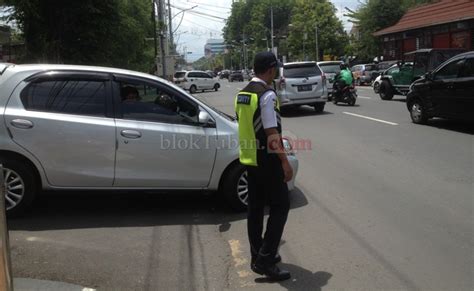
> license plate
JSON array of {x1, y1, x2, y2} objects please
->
[{"x1": 297, "y1": 85, "x2": 312, "y2": 92}]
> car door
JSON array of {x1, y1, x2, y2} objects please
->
[
  {"x1": 4, "y1": 71, "x2": 116, "y2": 186},
  {"x1": 430, "y1": 58, "x2": 465, "y2": 117},
  {"x1": 201, "y1": 72, "x2": 213, "y2": 89},
  {"x1": 454, "y1": 57, "x2": 474, "y2": 120},
  {"x1": 187, "y1": 72, "x2": 200, "y2": 89},
  {"x1": 112, "y1": 75, "x2": 217, "y2": 188}
]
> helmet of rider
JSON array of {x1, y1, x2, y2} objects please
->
[{"x1": 339, "y1": 63, "x2": 348, "y2": 70}]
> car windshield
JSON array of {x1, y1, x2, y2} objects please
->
[
  {"x1": 174, "y1": 72, "x2": 185, "y2": 78},
  {"x1": 319, "y1": 64, "x2": 340, "y2": 74},
  {"x1": 284, "y1": 64, "x2": 321, "y2": 78}
]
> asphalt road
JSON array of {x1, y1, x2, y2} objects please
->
[{"x1": 8, "y1": 80, "x2": 473, "y2": 290}]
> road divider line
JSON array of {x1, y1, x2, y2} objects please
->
[
  {"x1": 343, "y1": 112, "x2": 398, "y2": 125},
  {"x1": 358, "y1": 96, "x2": 372, "y2": 99}
]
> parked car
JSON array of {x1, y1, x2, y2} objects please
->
[
  {"x1": 0, "y1": 63, "x2": 299, "y2": 216},
  {"x1": 219, "y1": 70, "x2": 230, "y2": 79},
  {"x1": 351, "y1": 64, "x2": 372, "y2": 85},
  {"x1": 173, "y1": 71, "x2": 186, "y2": 83},
  {"x1": 229, "y1": 71, "x2": 244, "y2": 82},
  {"x1": 361, "y1": 63, "x2": 378, "y2": 84},
  {"x1": 406, "y1": 51, "x2": 474, "y2": 124},
  {"x1": 373, "y1": 63, "x2": 411, "y2": 94},
  {"x1": 274, "y1": 61, "x2": 328, "y2": 112},
  {"x1": 317, "y1": 61, "x2": 343, "y2": 98},
  {"x1": 205, "y1": 70, "x2": 217, "y2": 78},
  {"x1": 379, "y1": 48, "x2": 467, "y2": 100},
  {"x1": 174, "y1": 70, "x2": 220, "y2": 93},
  {"x1": 241, "y1": 70, "x2": 252, "y2": 81}
]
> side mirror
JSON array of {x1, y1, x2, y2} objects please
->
[{"x1": 198, "y1": 110, "x2": 216, "y2": 127}]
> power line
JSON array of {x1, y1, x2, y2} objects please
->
[
  {"x1": 180, "y1": 0, "x2": 231, "y2": 10},
  {"x1": 170, "y1": 3, "x2": 226, "y2": 20},
  {"x1": 174, "y1": 0, "x2": 231, "y2": 14},
  {"x1": 181, "y1": 18, "x2": 223, "y2": 33}
]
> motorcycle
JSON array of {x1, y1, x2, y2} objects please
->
[{"x1": 331, "y1": 80, "x2": 357, "y2": 106}]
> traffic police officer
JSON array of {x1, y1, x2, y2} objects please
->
[{"x1": 234, "y1": 52, "x2": 293, "y2": 281}]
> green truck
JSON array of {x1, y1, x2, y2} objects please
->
[{"x1": 378, "y1": 48, "x2": 466, "y2": 100}]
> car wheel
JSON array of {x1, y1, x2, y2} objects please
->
[
  {"x1": 373, "y1": 82, "x2": 380, "y2": 93},
  {"x1": 214, "y1": 84, "x2": 219, "y2": 91},
  {"x1": 190, "y1": 85, "x2": 197, "y2": 94},
  {"x1": 409, "y1": 99, "x2": 428, "y2": 124},
  {"x1": 379, "y1": 80, "x2": 394, "y2": 100},
  {"x1": 0, "y1": 157, "x2": 38, "y2": 217},
  {"x1": 222, "y1": 163, "x2": 247, "y2": 212},
  {"x1": 314, "y1": 103, "x2": 325, "y2": 112}
]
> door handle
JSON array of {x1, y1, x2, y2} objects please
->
[
  {"x1": 10, "y1": 119, "x2": 34, "y2": 129},
  {"x1": 120, "y1": 130, "x2": 142, "y2": 139}
]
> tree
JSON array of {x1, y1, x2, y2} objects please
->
[
  {"x1": 346, "y1": 0, "x2": 435, "y2": 60},
  {"x1": 3, "y1": 0, "x2": 155, "y2": 71},
  {"x1": 287, "y1": 0, "x2": 348, "y2": 61}
]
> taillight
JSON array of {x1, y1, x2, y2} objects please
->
[{"x1": 279, "y1": 77, "x2": 286, "y2": 90}]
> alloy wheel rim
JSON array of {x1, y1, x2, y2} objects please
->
[
  {"x1": 237, "y1": 171, "x2": 249, "y2": 206},
  {"x1": 3, "y1": 168, "x2": 25, "y2": 210},
  {"x1": 411, "y1": 103, "x2": 422, "y2": 121}
]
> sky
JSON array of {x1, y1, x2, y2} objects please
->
[{"x1": 171, "y1": 0, "x2": 360, "y2": 62}]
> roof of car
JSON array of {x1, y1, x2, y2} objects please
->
[
  {"x1": 317, "y1": 61, "x2": 343, "y2": 65},
  {"x1": 404, "y1": 48, "x2": 467, "y2": 55},
  {"x1": 284, "y1": 61, "x2": 317, "y2": 66},
  {"x1": 5, "y1": 64, "x2": 163, "y2": 81}
]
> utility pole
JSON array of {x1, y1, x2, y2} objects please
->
[
  {"x1": 152, "y1": 0, "x2": 158, "y2": 61},
  {"x1": 315, "y1": 25, "x2": 319, "y2": 62},
  {"x1": 270, "y1": 5, "x2": 275, "y2": 56},
  {"x1": 158, "y1": 0, "x2": 167, "y2": 79},
  {"x1": 167, "y1": 0, "x2": 173, "y2": 53}
]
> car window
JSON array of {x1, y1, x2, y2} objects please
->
[
  {"x1": 459, "y1": 58, "x2": 474, "y2": 78},
  {"x1": 283, "y1": 63, "x2": 321, "y2": 78},
  {"x1": 200, "y1": 72, "x2": 211, "y2": 78},
  {"x1": 434, "y1": 59, "x2": 464, "y2": 80},
  {"x1": 188, "y1": 72, "x2": 198, "y2": 78},
  {"x1": 386, "y1": 66, "x2": 400, "y2": 75},
  {"x1": 319, "y1": 64, "x2": 340, "y2": 74},
  {"x1": 119, "y1": 81, "x2": 198, "y2": 125},
  {"x1": 20, "y1": 79, "x2": 107, "y2": 117},
  {"x1": 365, "y1": 64, "x2": 376, "y2": 71},
  {"x1": 174, "y1": 72, "x2": 186, "y2": 78}
]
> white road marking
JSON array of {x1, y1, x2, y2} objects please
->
[
  {"x1": 358, "y1": 96, "x2": 372, "y2": 99},
  {"x1": 226, "y1": 85, "x2": 231, "y2": 88},
  {"x1": 237, "y1": 87, "x2": 243, "y2": 90},
  {"x1": 343, "y1": 112, "x2": 398, "y2": 125}
]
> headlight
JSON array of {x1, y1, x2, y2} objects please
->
[{"x1": 282, "y1": 138, "x2": 295, "y2": 156}]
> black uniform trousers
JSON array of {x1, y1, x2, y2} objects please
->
[{"x1": 247, "y1": 151, "x2": 290, "y2": 258}]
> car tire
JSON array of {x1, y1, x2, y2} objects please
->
[
  {"x1": 409, "y1": 99, "x2": 429, "y2": 124},
  {"x1": 314, "y1": 103, "x2": 325, "y2": 112},
  {"x1": 0, "y1": 157, "x2": 38, "y2": 217},
  {"x1": 373, "y1": 82, "x2": 380, "y2": 94},
  {"x1": 379, "y1": 80, "x2": 394, "y2": 100},
  {"x1": 190, "y1": 85, "x2": 197, "y2": 94},
  {"x1": 222, "y1": 163, "x2": 248, "y2": 212},
  {"x1": 214, "y1": 84, "x2": 219, "y2": 91}
]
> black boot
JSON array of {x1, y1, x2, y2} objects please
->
[
  {"x1": 251, "y1": 253, "x2": 282, "y2": 268},
  {"x1": 252, "y1": 252, "x2": 290, "y2": 281}
]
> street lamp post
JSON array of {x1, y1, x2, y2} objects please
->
[{"x1": 315, "y1": 25, "x2": 319, "y2": 62}]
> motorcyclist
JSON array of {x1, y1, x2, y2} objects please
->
[{"x1": 334, "y1": 63, "x2": 353, "y2": 99}]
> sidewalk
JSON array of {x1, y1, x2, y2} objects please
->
[{"x1": 14, "y1": 278, "x2": 95, "y2": 291}]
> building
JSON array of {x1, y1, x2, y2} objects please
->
[
  {"x1": 204, "y1": 39, "x2": 225, "y2": 58},
  {"x1": 374, "y1": 0, "x2": 474, "y2": 60}
]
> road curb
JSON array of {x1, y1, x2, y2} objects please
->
[{"x1": 14, "y1": 278, "x2": 95, "y2": 291}]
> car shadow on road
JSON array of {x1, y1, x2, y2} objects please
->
[
  {"x1": 425, "y1": 119, "x2": 474, "y2": 135},
  {"x1": 281, "y1": 107, "x2": 334, "y2": 118},
  {"x1": 254, "y1": 265, "x2": 332, "y2": 291},
  {"x1": 8, "y1": 187, "x2": 309, "y2": 232}
]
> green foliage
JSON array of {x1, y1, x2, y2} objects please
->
[
  {"x1": 288, "y1": 0, "x2": 348, "y2": 61},
  {"x1": 223, "y1": 0, "x2": 347, "y2": 64},
  {"x1": 346, "y1": 0, "x2": 435, "y2": 60},
  {"x1": 4, "y1": 0, "x2": 155, "y2": 72}
]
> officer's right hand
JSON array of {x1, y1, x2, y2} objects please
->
[{"x1": 282, "y1": 160, "x2": 293, "y2": 182}]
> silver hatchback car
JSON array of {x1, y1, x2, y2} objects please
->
[
  {"x1": 275, "y1": 61, "x2": 328, "y2": 112},
  {"x1": 0, "y1": 64, "x2": 298, "y2": 216}
]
